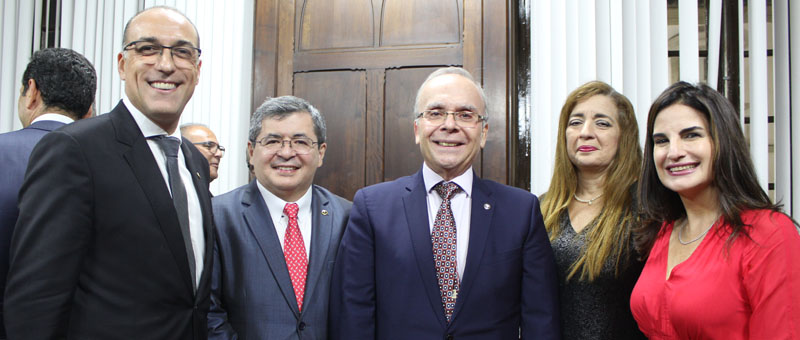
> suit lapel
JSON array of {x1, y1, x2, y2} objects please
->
[
  {"x1": 402, "y1": 171, "x2": 447, "y2": 327},
  {"x1": 303, "y1": 186, "x2": 333, "y2": 313},
  {"x1": 240, "y1": 181, "x2": 301, "y2": 315},
  {"x1": 450, "y1": 175, "x2": 495, "y2": 322},
  {"x1": 112, "y1": 102, "x2": 194, "y2": 293}
]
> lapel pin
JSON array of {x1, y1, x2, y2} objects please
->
[
  {"x1": 196, "y1": 172, "x2": 201, "y2": 179},
  {"x1": 484, "y1": 203, "x2": 491, "y2": 210},
  {"x1": 321, "y1": 209, "x2": 329, "y2": 216}
]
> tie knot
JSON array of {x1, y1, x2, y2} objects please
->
[
  {"x1": 434, "y1": 181, "x2": 461, "y2": 200},
  {"x1": 150, "y1": 135, "x2": 182, "y2": 158},
  {"x1": 284, "y1": 203, "x2": 299, "y2": 219}
]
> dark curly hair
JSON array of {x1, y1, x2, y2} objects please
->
[{"x1": 21, "y1": 48, "x2": 97, "y2": 120}]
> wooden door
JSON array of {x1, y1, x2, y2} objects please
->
[{"x1": 253, "y1": 0, "x2": 510, "y2": 199}]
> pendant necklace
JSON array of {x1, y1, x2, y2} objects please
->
[{"x1": 573, "y1": 193, "x2": 603, "y2": 205}]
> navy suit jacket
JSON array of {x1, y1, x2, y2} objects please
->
[
  {"x1": 5, "y1": 101, "x2": 214, "y2": 339},
  {"x1": 0, "y1": 120, "x2": 65, "y2": 338},
  {"x1": 330, "y1": 170, "x2": 560, "y2": 339},
  {"x1": 209, "y1": 180, "x2": 351, "y2": 339}
]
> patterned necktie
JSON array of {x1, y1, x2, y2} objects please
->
[
  {"x1": 149, "y1": 135, "x2": 196, "y2": 289},
  {"x1": 283, "y1": 203, "x2": 307, "y2": 311},
  {"x1": 432, "y1": 181, "x2": 461, "y2": 322}
]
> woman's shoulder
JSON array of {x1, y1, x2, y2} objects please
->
[{"x1": 738, "y1": 209, "x2": 798, "y2": 244}]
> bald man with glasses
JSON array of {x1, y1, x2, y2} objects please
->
[
  {"x1": 181, "y1": 123, "x2": 225, "y2": 182},
  {"x1": 5, "y1": 7, "x2": 213, "y2": 339}
]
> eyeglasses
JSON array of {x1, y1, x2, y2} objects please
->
[
  {"x1": 253, "y1": 137, "x2": 319, "y2": 155},
  {"x1": 193, "y1": 141, "x2": 225, "y2": 154},
  {"x1": 123, "y1": 40, "x2": 201, "y2": 66},
  {"x1": 416, "y1": 110, "x2": 486, "y2": 127}
]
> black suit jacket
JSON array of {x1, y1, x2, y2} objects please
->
[
  {"x1": 0, "y1": 120, "x2": 65, "y2": 339},
  {"x1": 4, "y1": 101, "x2": 214, "y2": 340}
]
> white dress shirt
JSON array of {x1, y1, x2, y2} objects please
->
[
  {"x1": 422, "y1": 163, "x2": 473, "y2": 280},
  {"x1": 257, "y1": 182, "x2": 313, "y2": 258},
  {"x1": 124, "y1": 97, "x2": 205, "y2": 288}
]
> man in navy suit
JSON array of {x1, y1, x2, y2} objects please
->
[
  {"x1": 5, "y1": 7, "x2": 214, "y2": 339},
  {"x1": 209, "y1": 96, "x2": 350, "y2": 339},
  {"x1": 0, "y1": 47, "x2": 96, "y2": 339},
  {"x1": 330, "y1": 67, "x2": 560, "y2": 339}
]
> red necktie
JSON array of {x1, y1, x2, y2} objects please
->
[
  {"x1": 283, "y1": 203, "x2": 307, "y2": 311},
  {"x1": 432, "y1": 181, "x2": 461, "y2": 322}
]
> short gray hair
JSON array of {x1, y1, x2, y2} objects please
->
[
  {"x1": 179, "y1": 122, "x2": 209, "y2": 134},
  {"x1": 249, "y1": 96, "x2": 327, "y2": 144},
  {"x1": 413, "y1": 67, "x2": 488, "y2": 118}
]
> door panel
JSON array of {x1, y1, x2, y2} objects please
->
[
  {"x1": 383, "y1": 67, "x2": 433, "y2": 180},
  {"x1": 381, "y1": 0, "x2": 461, "y2": 46},
  {"x1": 294, "y1": 71, "x2": 367, "y2": 199},
  {"x1": 253, "y1": 0, "x2": 509, "y2": 200},
  {"x1": 299, "y1": 0, "x2": 374, "y2": 50}
]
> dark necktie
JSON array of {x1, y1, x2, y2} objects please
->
[
  {"x1": 283, "y1": 203, "x2": 307, "y2": 311},
  {"x1": 432, "y1": 181, "x2": 461, "y2": 322},
  {"x1": 150, "y1": 135, "x2": 196, "y2": 288}
]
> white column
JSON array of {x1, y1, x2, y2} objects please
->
[
  {"x1": 774, "y1": 0, "x2": 791, "y2": 211},
  {"x1": 706, "y1": 0, "x2": 722, "y2": 89},
  {"x1": 678, "y1": 0, "x2": 699, "y2": 82},
  {"x1": 790, "y1": 0, "x2": 800, "y2": 215},
  {"x1": 748, "y1": 0, "x2": 769, "y2": 191}
]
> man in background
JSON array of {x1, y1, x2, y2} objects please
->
[
  {"x1": 209, "y1": 96, "x2": 350, "y2": 339},
  {"x1": 5, "y1": 7, "x2": 213, "y2": 339},
  {"x1": 0, "y1": 47, "x2": 96, "y2": 340},
  {"x1": 181, "y1": 123, "x2": 225, "y2": 182},
  {"x1": 330, "y1": 67, "x2": 560, "y2": 339}
]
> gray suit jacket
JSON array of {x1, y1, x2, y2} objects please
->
[{"x1": 208, "y1": 180, "x2": 351, "y2": 340}]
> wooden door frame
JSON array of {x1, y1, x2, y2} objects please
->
[{"x1": 251, "y1": 0, "x2": 529, "y2": 188}]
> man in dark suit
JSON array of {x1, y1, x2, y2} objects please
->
[
  {"x1": 330, "y1": 67, "x2": 560, "y2": 339},
  {"x1": 0, "y1": 47, "x2": 96, "y2": 339},
  {"x1": 5, "y1": 7, "x2": 213, "y2": 339},
  {"x1": 208, "y1": 96, "x2": 351, "y2": 339}
]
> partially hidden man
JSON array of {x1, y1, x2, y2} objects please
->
[
  {"x1": 209, "y1": 96, "x2": 351, "y2": 339},
  {"x1": 0, "y1": 47, "x2": 96, "y2": 340},
  {"x1": 5, "y1": 7, "x2": 213, "y2": 339},
  {"x1": 329, "y1": 67, "x2": 560, "y2": 339}
]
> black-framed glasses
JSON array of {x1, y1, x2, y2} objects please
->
[
  {"x1": 193, "y1": 141, "x2": 225, "y2": 154},
  {"x1": 253, "y1": 137, "x2": 319, "y2": 155},
  {"x1": 416, "y1": 110, "x2": 486, "y2": 127},
  {"x1": 123, "y1": 40, "x2": 201, "y2": 63}
]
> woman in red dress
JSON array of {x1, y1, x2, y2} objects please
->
[{"x1": 630, "y1": 82, "x2": 800, "y2": 339}]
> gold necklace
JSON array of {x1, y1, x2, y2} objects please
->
[{"x1": 573, "y1": 193, "x2": 603, "y2": 205}]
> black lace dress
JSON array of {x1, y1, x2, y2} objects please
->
[{"x1": 550, "y1": 212, "x2": 646, "y2": 340}]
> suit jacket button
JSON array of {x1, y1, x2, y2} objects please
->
[{"x1": 298, "y1": 322, "x2": 306, "y2": 331}]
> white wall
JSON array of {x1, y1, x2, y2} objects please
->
[{"x1": 0, "y1": 0, "x2": 254, "y2": 196}]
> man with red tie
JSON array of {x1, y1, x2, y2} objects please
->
[
  {"x1": 208, "y1": 96, "x2": 350, "y2": 339},
  {"x1": 329, "y1": 67, "x2": 560, "y2": 339}
]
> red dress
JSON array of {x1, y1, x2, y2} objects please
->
[{"x1": 630, "y1": 209, "x2": 800, "y2": 339}]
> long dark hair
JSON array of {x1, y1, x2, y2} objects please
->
[{"x1": 636, "y1": 82, "x2": 781, "y2": 256}]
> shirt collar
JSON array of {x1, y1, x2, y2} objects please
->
[
  {"x1": 123, "y1": 97, "x2": 182, "y2": 140},
  {"x1": 256, "y1": 180, "x2": 314, "y2": 219},
  {"x1": 31, "y1": 113, "x2": 75, "y2": 125},
  {"x1": 422, "y1": 162, "x2": 473, "y2": 197}
]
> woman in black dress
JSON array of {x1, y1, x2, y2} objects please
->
[{"x1": 540, "y1": 81, "x2": 645, "y2": 339}]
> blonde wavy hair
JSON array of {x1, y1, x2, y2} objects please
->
[{"x1": 540, "y1": 81, "x2": 642, "y2": 281}]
